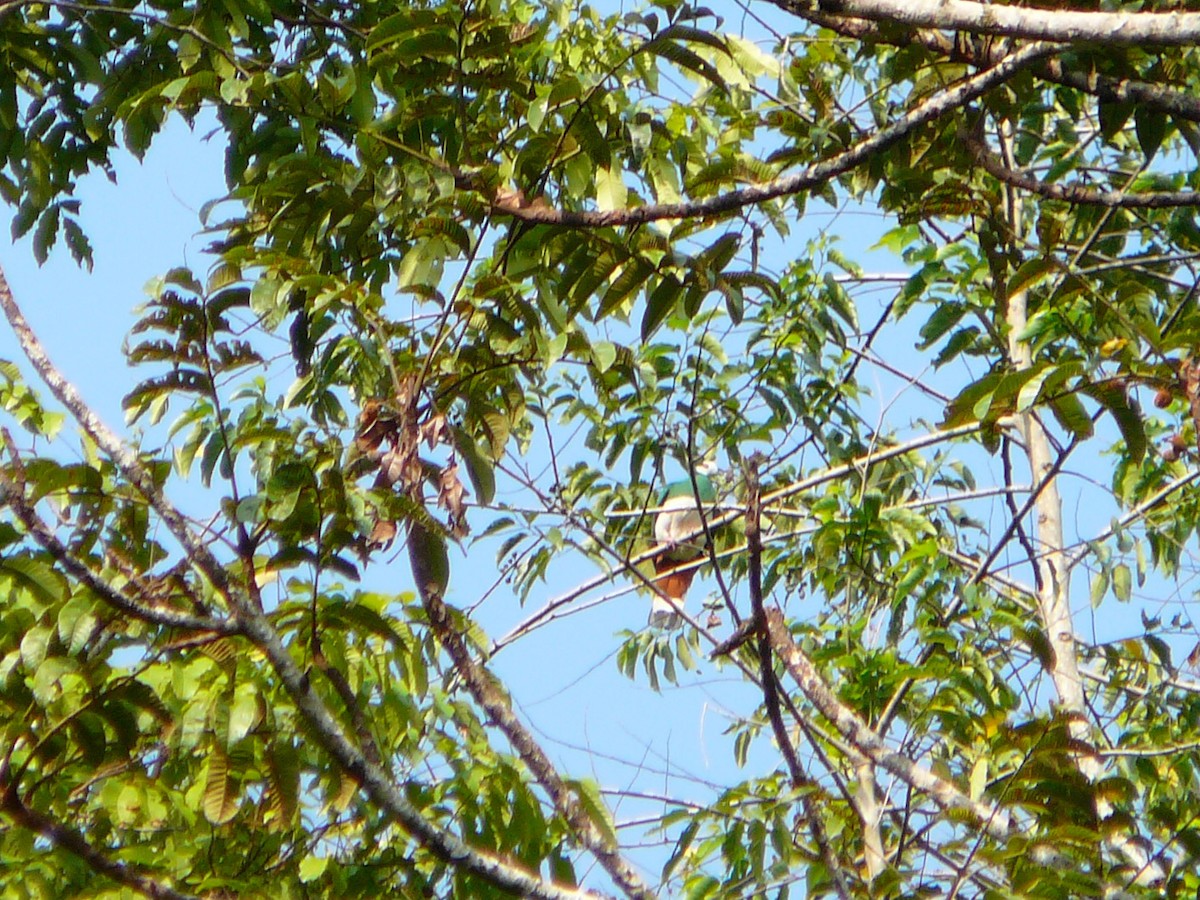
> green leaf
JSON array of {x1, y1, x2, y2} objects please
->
[
  {"x1": 1008, "y1": 256, "x2": 1063, "y2": 299},
  {"x1": 568, "y1": 778, "x2": 618, "y2": 848},
  {"x1": 1134, "y1": 108, "x2": 1168, "y2": 161},
  {"x1": 266, "y1": 740, "x2": 301, "y2": 826},
  {"x1": 62, "y1": 217, "x2": 93, "y2": 269},
  {"x1": 0, "y1": 555, "x2": 67, "y2": 601},
  {"x1": 592, "y1": 340, "x2": 617, "y2": 373},
  {"x1": 645, "y1": 29, "x2": 727, "y2": 92},
  {"x1": 452, "y1": 426, "x2": 496, "y2": 506},
  {"x1": 57, "y1": 596, "x2": 97, "y2": 655},
  {"x1": 1047, "y1": 392, "x2": 1093, "y2": 440},
  {"x1": 695, "y1": 232, "x2": 740, "y2": 274},
  {"x1": 228, "y1": 682, "x2": 260, "y2": 745},
  {"x1": 1098, "y1": 98, "x2": 1134, "y2": 142},
  {"x1": 71, "y1": 712, "x2": 108, "y2": 765},
  {"x1": 1081, "y1": 382, "x2": 1144, "y2": 462},
  {"x1": 20, "y1": 625, "x2": 52, "y2": 671},
  {"x1": 1112, "y1": 563, "x2": 1132, "y2": 602},
  {"x1": 408, "y1": 523, "x2": 449, "y2": 599},
  {"x1": 598, "y1": 257, "x2": 654, "y2": 319},
  {"x1": 917, "y1": 302, "x2": 965, "y2": 350},
  {"x1": 1015, "y1": 365, "x2": 1055, "y2": 413},
  {"x1": 299, "y1": 855, "x2": 329, "y2": 884},
  {"x1": 207, "y1": 263, "x2": 242, "y2": 293},
  {"x1": 641, "y1": 274, "x2": 682, "y2": 341},
  {"x1": 32, "y1": 204, "x2": 60, "y2": 265},
  {"x1": 733, "y1": 729, "x2": 751, "y2": 767},
  {"x1": 943, "y1": 370, "x2": 1003, "y2": 426},
  {"x1": 367, "y1": 9, "x2": 444, "y2": 51},
  {"x1": 594, "y1": 166, "x2": 627, "y2": 212},
  {"x1": 664, "y1": 820, "x2": 699, "y2": 881}
]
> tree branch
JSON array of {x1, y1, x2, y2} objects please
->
[
  {"x1": 0, "y1": 435, "x2": 236, "y2": 635},
  {"x1": 0, "y1": 761, "x2": 199, "y2": 900},
  {"x1": 762, "y1": 607, "x2": 1015, "y2": 841},
  {"x1": 1065, "y1": 470, "x2": 1200, "y2": 571},
  {"x1": 482, "y1": 42, "x2": 1054, "y2": 227},
  {"x1": 966, "y1": 134, "x2": 1200, "y2": 208},
  {"x1": 793, "y1": 5, "x2": 1200, "y2": 129},
  {"x1": 743, "y1": 459, "x2": 854, "y2": 900},
  {"x1": 997, "y1": 119, "x2": 1164, "y2": 884},
  {"x1": 0, "y1": 264, "x2": 606, "y2": 900},
  {"x1": 407, "y1": 518, "x2": 655, "y2": 900},
  {"x1": 781, "y1": 0, "x2": 1200, "y2": 46}
]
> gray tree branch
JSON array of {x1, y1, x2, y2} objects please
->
[
  {"x1": 967, "y1": 134, "x2": 1200, "y2": 209},
  {"x1": 780, "y1": 0, "x2": 1200, "y2": 46},
  {"x1": 762, "y1": 607, "x2": 1015, "y2": 840},
  {"x1": 481, "y1": 42, "x2": 1054, "y2": 227},
  {"x1": 0, "y1": 264, "x2": 607, "y2": 900},
  {"x1": 0, "y1": 759, "x2": 199, "y2": 900},
  {"x1": 743, "y1": 459, "x2": 854, "y2": 899},
  {"x1": 407, "y1": 519, "x2": 656, "y2": 900}
]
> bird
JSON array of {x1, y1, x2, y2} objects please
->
[{"x1": 650, "y1": 462, "x2": 718, "y2": 627}]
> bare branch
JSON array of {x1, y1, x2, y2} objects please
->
[
  {"x1": 967, "y1": 135, "x2": 1200, "y2": 208},
  {"x1": 482, "y1": 43, "x2": 1054, "y2": 227},
  {"x1": 779, "y1": 0, "x2": 1200, "y2": 46},
  {"x1": 0, "y1": 264, "x2": 609, "y2": 900},
  {"x1": 743, "y1": 460, "x2": 854, "y2": 900},
  {"x1": 408, "y1": 520, "x2": 653, "y2": 900},
  {"x1": 1067, "y1": 470, "x2": 1200, "y2": 571}
]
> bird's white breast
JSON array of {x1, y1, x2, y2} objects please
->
[{"x1": 655, "y1": 495, "x2": 703, "y2": 546}]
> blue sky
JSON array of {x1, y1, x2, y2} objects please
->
[
  {"x1": 3, "y1": 24, "x2": 1196, "y2": 892},
  {"x1": 0, "y1": 108, "x2": 792, "y2": 881},
  {"x1": 2, "y1": 114, "x2": 229, "y2": 423}
]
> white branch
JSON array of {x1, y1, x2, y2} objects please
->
[
  {"x1": 764, "y1": 608, "x2": 1015, "y2": 840},
  {"x1": 787, "y1": 0, "x2": 1200, "y2": 46},
  {"x1": 0, "y1": 265, "x2": 607, "y2": 900}
]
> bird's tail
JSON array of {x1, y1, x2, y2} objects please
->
[{"x1": 650, "y1": 559, "x2": 695, "y2": 628}]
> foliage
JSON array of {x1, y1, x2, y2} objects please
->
[{"x1": 4, "y1": 0, "x2": 1200, "y2": 896}]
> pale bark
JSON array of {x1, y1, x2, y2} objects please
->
[
  {"x1": 855, "y1": 761, "x2": 886, "y2": 882},
  {"x1": 996, "y1": 124, "x2": 1162, "y2": 884},
  {"x1": 779, "y1": 0, "x2": 1200, "y2": 46},
  {"x1": 0, "y1": 265, "x2": 609, "y2": 900},
  {"x1": 763, "y1": 608, "x2": 1015, "y2": 841}
]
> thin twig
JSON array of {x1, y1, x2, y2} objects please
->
[
  {"x1": 0, "y1": 264, "x2": 609, "y2": 900},
  {"x1": 763, "y1": 607, "x2": 1015, "y2": 840},
  {"x1": 745, "y1": 458, "x2": 854, "y2": 900}
]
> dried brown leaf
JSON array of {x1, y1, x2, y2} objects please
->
[
  {"x1": 368, "y1": 519, "x2": 397, "y2": 550},
  {"x1": 355, "y1": 399, "x2": 391, "y2": 455},
  {"x1": 437, "y1": 459, "x2": 469, "y2": 537},
  {"x1": 421, "y1": 412, "x2": 450, "y2": 449}
]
